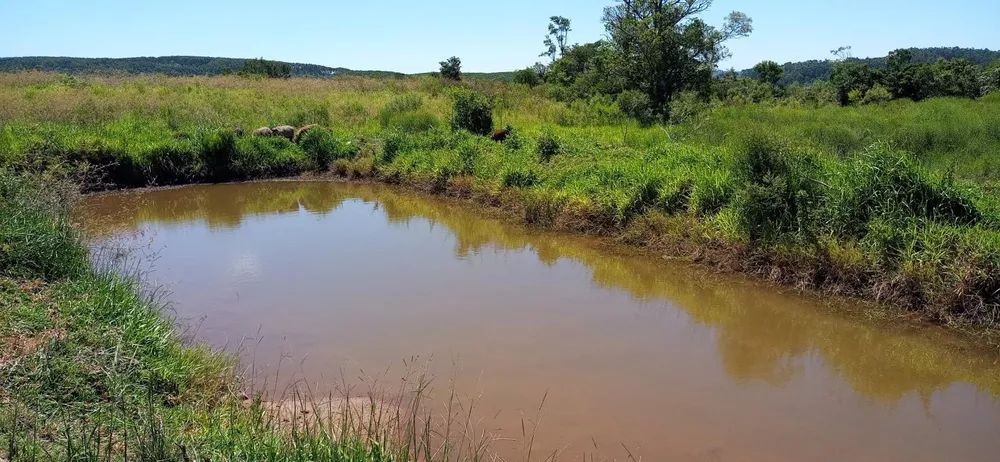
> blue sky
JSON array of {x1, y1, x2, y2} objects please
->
[{"x1": 2, "y1": 0, "x2": 998, "y2": 73}]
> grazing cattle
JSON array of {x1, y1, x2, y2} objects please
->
[
  {"x1": 273, "y1": 125, "x2": 296, "y2": 141},
  {"x1": 491, "y1": 125, "x2": 513, "y2": 142},
  {"x1": 253, "y1": 127, "x2": 274, "y2": 137},
  {"x1": 293, "y1": 124, "x2": 320, "y2": 143}
]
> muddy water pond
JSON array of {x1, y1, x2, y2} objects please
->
[{"x1": 79, "y1": 181, "x2": 1000, "y2": 462}]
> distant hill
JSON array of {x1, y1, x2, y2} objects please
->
[
  {"x1": 741, "y1": 47, "x2": 1000, "y2": 85},
  {"x1": 0, "y1": 56, "x2": 407, "y2": 78},
  {"x1": 9, "y1": 47, "x2": 996, "y2": 85}
]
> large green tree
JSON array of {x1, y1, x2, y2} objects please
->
[
  {"x1": 752, "y1": 60, "x2": 783, "y2": 86},
  {"x1": 546, "y1": 41, "x2": 619, "y2": 98},
  {"x1": 602, "y1": 0, "x2": 752, "y2": 118},
  {"x1": 932, "y1": 58, "x2": 982, "y2": 98}
]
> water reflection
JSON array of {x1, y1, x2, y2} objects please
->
[
  {"x1": 79, "y1": 181, "x2": 1000, "y2": 404},
  {"x1": 79, "y1": 181, "x2": 1000, "y2": 461}
]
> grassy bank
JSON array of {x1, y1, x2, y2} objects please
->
[
  {"x1": 1, "y1": 72, "x2": 998, "y2": 329},
  {"x1": 0, "y1": 171, "x2": 494, "y2": 461}
]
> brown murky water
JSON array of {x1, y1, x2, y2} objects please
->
[{"x1": 79, "y1": 181, "x2": 1000, "y2": 462}]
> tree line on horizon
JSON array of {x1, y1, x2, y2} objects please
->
[{"x1": 485, "y1": 1, "x2": 1000, "y2": 122}]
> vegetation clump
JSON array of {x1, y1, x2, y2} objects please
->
[
  {"x1": 449, "y1": 90, "x2": 493, "y2": 136},
  {"x1": 238, "y1": 58, "x2": 292, "y2": 79}
]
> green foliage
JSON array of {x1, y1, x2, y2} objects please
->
[
  {"x1": 861, "y1": 84, "x2": 893, "y2": 105},
  {"x1": 501, "y1": 167, "x2": 539, "y2": 188},
  {"x1": 513, "y1": 67, "x2": 542, "y2": 87},
  {"x1": 831, "y1": 61, "x2": 881, "y2": 105},
  {"x1": 379, "y1": 94, "x2": 424, "y2": 123},
  {"x1": 602, "y1": 0, "x2": 753, "y2": 117},
  {"x1": 238, "y1": 58, "x2": 292, "y2": 79},
  {"x1": 232, "y1": 136, "x2": 306, "y2": 178},
  {"x1": 713, "y1": 72, "x2": 777, "y2": 104},
  {"x1": 386, "y1": 110, "x2": 441, "y2": 133},
  {"x1": 380, "y1": 131, "x2": 408, "y2": 164},
  {"x1": 298, "y1": 127, "x2": 357, "y2": 170},
  {"x1": 544, "y1": 41, "x2": 618, "y2": 100},
  {"x1": 752, "y1": 60, "x2": 784, "y2": 86},
  {"x1": 541, "y1": 16, "x2": 572, "y2": 63},
  {"x1": 617, "y1": 90, "x2": 653, "y2": 125},
  {"x1": 826, "y1": 147, "x2": 983, "y2": 238},
  {"x1": 536, "y1": 131, "x2": 561, "y2": 162},
  {"x1": 728, "y1": 136, "x2": 822, "y2": 242},
  {"x1": 784, "y1": 80, "x2": 839, "y2": 107},
  {"x1": 932, "y1": 58, "x2": 983, "y2": 98},
  {"x1": 0, "y1": 173, "x2": 87, "y2": 280},
  {"x1": 288, "y1": 101, "x2": 332, "y2": 127},
  {"x1": 439, "y1": 56, "x2": 462, "y2": 81},
  {"x1": 982, "y1": 61, "x2": 1000, "y2": 94},
  {"x1": 749, "y1": 47, "x2": 1000, "y2": 86},
  {"x1": 0, "y1": 56, "x2": 360, "y2": 77},
  {"x1": 449, "y1": 90, "x2": 493, "y2": 135},
  {"x1": 199, "y1": 128, "x2": 238, "y2": 181},
  {"x1": 456, "y1": 139, "x2": 481, "y2": 175},
  {"x1": 378, "y1": 94, "x2": 441, "y2": 133},
  {"x1": 668, "y1": 91, "x2": 712, "y2": 124}
]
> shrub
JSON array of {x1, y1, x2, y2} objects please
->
[
  {"x1": 144, "y1": 140, "x2": 201, "y2": 185},
  {"x1": 513, "y1": 67, "x2": 542, "y2": 87},
  {"x1": 690, "y1": 170, "x2": 734, "y2": 216},
  {"x1": 983, "y1": 66, "x2": 1000, "y2": 95},
  {"x1": 457, "y1": 141, "x2": 480, "y2": 175},
  {"x1": 502, "y1": 127, "x2": 523, "y2": 151},
  {"x1": 380, "y1": 132, "x2": 409, "y2": 164},
  {"x1": 232, "y1": 136, "x2": 307, "y2": 178},
  {"x1": 729, "y1": 136, "x2": 822, "y2": 243},
  {"x1": 862, "y1": 84, "x2": 893, "y2": 105},
  {"x1": 669, "y1": 91, "x2": 712, "y2": 125},
  {"x1": 298, "y1": 127, "x2": 357, "y2": 171},
  {"x1": 847, "y1": 89, "x2": 865, "y2": 105},
  {"x1": 827, "y1": 146, "x2": 983, "y2": 238},
  {"x1": 537, "y1": 131, "x2": 561, "y2": 162},
  {"x1": 617, "y1": 90, "x2": 653, "y2": 126},
  {"x1": 501, "y1": 168, "x2": 539, "y2": 188},
  {"x1": 450, "y1": 90, "x2": 493, "y2": 136},
  {"x1": 199, "y1": 128, "x2": 238, "y2": 181}
]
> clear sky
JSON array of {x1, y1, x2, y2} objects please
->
[{"x1": 2, "y1": 0, "x2": 998, "y2": 73}]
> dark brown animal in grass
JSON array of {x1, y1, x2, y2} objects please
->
[
  {"x1": 273, "y1": 125, "x2": 296, "y2": 141},
  {"x1": 293, "y1": 124, "x2": 320, "y2": 143},
  {"x1": 252, "y1": 127, "x2": 274, "y2": 137},
  {"x1": 491, "y1": 125, "x2": 513, "y2": 142}
]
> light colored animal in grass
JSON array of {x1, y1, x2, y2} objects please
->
[
  {"x1": 252, "y1": 127, "x2": 274, "y2": 137},
  {"x1": 273, "y1": 125, "x2": 295, "y2": 141},
  {"x1": 294, "y1": 124, "x2": 320, "y2": 143}
]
